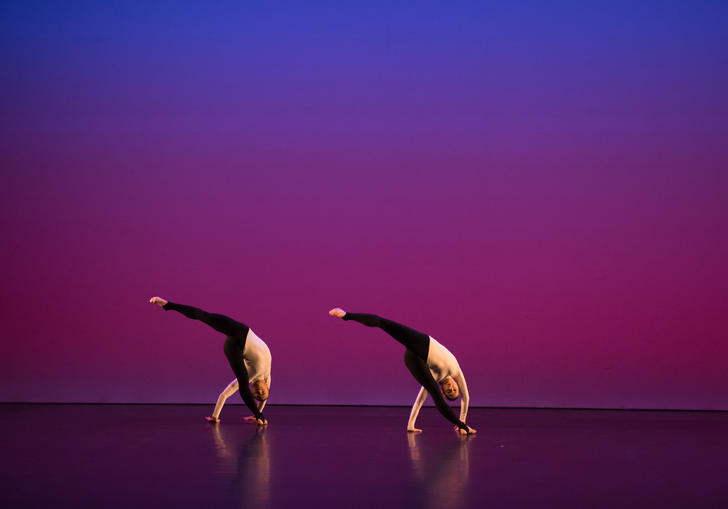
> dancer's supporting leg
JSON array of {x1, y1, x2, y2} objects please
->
[
  {"x1": 332, "y1": 310, "x2": 472, "y2": 433},
  {"x1": 221, "y1": 335, "x2": 265, "y2": 423},
  {"x1": 150, "y1": 297, "x2": 266, "y2": 424}
]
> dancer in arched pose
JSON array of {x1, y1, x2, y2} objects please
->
[
  {"x1": 150, "y1": 297, "x2": 271, "y2": 425},
  {"x1": 329, "y1": 308, "x2": 475, "y2": 434}
]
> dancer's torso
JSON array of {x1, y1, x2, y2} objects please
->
[
  {"x1": 426, "y1": 336, "x2": 460, "y2": 382},
  {"x1": 242, "y1": 329, "x2": 271, "y2": 383}
]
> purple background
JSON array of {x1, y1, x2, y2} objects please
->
[{"x1": 1, "y1": 1, "x2": 726, "y2": 409}]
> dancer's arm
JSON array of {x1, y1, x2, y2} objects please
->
[
  {"x1": 426, "y1": 379, "x2": 474, "y2": 433},
  {"x1": 258, "y1": 375, "x2": 271, "y2": 412},
  {"x1": 206, "y1": 379, "x2": 239, "y2": 422},
  {"x1": 452, "y1": 371, "x2": 470, "y2": 424},
  {"x1": 407, "y1": 387, "x2": 428, "y2": 433}
]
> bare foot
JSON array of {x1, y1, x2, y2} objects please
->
[
  {"x1": 204, "y1": 416, "x2": 220, "y2": 423},
  {"x1": 242, "y1": 416, "x2": 257, "y2": 422},
  {"x1": 407, "y1": 428, "x2": 423, "y2": 434},
  {"x1": 329, "y1": 307, "x2": 346, "y2": 318},
  {"x1": 149, "y1": 296, "x2": 168, "y2": 307},
  {"x1": 457, "y1": 426, "x2": 477, "y2": 435},
  {"x1": 256, "y1": 418, "x2": 268, "y2": 426}
]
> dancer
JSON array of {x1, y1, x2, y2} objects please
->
[
  {"x1": 329, "y1": 308, "x2": 475, "y2": 434},
  {"x1": 150, "y1": 296, "x2": 271, "y2": 425}
]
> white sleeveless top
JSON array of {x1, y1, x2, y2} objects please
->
[
  {"x1": 426, "y1": 336, "x2": 462, "y2": 381},
  {"x1": 242, "y1": 329, "x2": 272, "y2": 384}
]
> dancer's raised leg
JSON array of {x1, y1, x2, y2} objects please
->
[
  {"x1": 329, "y1": 308, "x2": 429, "y2": 361},
  {"x1": 151, "y1": 297, "x2": 249, "y2": 338}
]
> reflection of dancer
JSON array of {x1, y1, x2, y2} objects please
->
[
  {"x1": 329, "y1": 308, "x2": 475, "y2": 434},
  {"x1": 407, "y1": 433, "x2": 471, "y2": 509},
  {"x1": 150, "y1": 297, "x2": 270, "y2": 424},
  {"x1": 210, "y1": 426, "x2": 271, "y2": 508}
]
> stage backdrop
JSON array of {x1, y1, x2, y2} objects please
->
[{"x1": 2, "y1": 1, "x2": 726, "y2": 410}]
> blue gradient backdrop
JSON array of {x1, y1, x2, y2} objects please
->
[{"x1": 1, "y1": 1, "x2": 726, "y2": 409}]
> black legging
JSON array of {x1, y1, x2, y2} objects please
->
[
  {"x1": 342, "y1": 313, "x2": 468, "y2": 431},
  {"x1": 163, "y1": 301, "x2": 264, "y2": 421}
]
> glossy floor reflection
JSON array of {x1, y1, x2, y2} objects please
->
[{"x1": 1, "y1": 405, "x2": 727, "y2": 508}]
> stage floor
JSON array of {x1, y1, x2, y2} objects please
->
[{"x1": 1, "y1": 405, "x2": 726, "y2": 508}]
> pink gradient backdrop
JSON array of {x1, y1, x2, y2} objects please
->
[{"x1": 1, "y1": 1, "x2": 726, "y2": 408}]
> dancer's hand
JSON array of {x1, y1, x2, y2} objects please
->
[
  {"x1": 204, "y1": 416, "x2": 220, "y2": 423},
  {"x1": 149, "y1": 296, "x2": 168, "y2": 307},
  {"x1": 329, "y1": 307, "x2": 346, "y2": 318},
  {"x1": 407, "y1": 428, "x2": 423, "y2": 434}
]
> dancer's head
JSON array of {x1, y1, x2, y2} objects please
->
[
  {"x1": 252, "y1": 380, "x2": 269, "y2": 402},
  {"x1": 441, "y1": 376, "x2": 459, "y2": 400}
]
